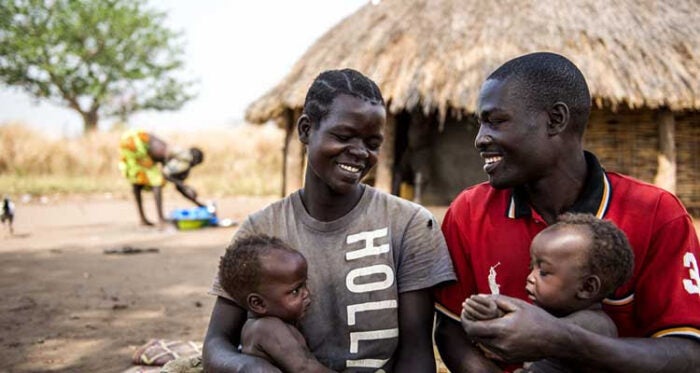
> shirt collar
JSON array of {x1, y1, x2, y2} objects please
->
[{"x1": 507, "y1": 151, "x2": 612, "y2": 219}]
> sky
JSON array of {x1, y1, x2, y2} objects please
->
[{"x1": 0, "y1": 0, "x2": 370, "y2": 137}]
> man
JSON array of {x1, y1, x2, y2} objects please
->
[{"x1": 434, "y1": 52, "x2": 700, "y2": 372}]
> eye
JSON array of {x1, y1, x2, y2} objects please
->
[
  {"x1": 291, "y1": 288, "x2": 299, "y2": 295},
  {"x1": 539, "y1": 270, "x2": 548, "y2": 277},
  {"x1": 366, "y1": 140, "x2": 381, "y2": 151},
  {"x1": 333, "y1": 133, "x2": 350, "y2": 141}
]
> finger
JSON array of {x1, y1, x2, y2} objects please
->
[
  {"x1": 466, "y1": 298, "x2": 495, "y2": 316},
  {"x1": 460, "y1": 316, "x2": 500, "y2": 338},
  {"x1": 469, "y1": 294, "x2": 493, "y2": 307},
  {"x1": 492, "y1": 295, "x2": 529, "y2": 313}
]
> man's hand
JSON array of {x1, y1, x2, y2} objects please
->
[{"x1": 461, "y1": 295, "x2": 566, "y2": 363}]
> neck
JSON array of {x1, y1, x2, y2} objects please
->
[
  {"x1": 524, "y1": 149, "x2": 587, "y2": 224},
  {"x1": 300, "y1": 174, "x2": 365, "y2": 222}
]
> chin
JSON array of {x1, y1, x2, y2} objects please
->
[{"x1": 487, "y1": 177, "x2": 511, "y2": 190}]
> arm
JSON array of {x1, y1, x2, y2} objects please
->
[
  {"x1": 169, "y1": 178, "x2": 205, "y2": 207},
  {"x1": 392, "y1": 289, "x2": 437, "y2": 372},
  {"x1": 463, "y1": 295, "x2": 700, "y2": 372},
  {"x1": 248, "y1": 318, "x2": 333, "y2": 373},
  {"x1": 434, "y1": 311, "x2": 502, "y2": 373},
  {"x1": 202, "y1": 297, "x2": 281, "y2": 373}
]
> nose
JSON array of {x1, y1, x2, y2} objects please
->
[
  {"x1": 474, "y1": 125, "x2": 493, "y2": 151},
  {"x1": 347, "y1": 141, "x2": 369, "y2": 159},
  {"x1": 526, "y1": 269, "x2": 535, "y2": 285}
]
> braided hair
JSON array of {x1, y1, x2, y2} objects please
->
[{"x1": 302, "y1": 68, "x2": 384, "y2": 126}]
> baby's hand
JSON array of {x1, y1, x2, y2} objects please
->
[{"x1": 461, "y1": 294, "x2": 504, "y2": 321}]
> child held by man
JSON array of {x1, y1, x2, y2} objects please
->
[{"x1": 463, "y1": 212, "x2": 634, "y2": 372}]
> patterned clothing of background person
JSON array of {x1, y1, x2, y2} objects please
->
[{"x1": 118, "y1": 129, "x2": 205, "y2": 226}]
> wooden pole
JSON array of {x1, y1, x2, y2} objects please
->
[
  {"x1": 284, "y1": 111, "x2": 304, "y2": 196},
  {"x1": 654, "y1": 109, "x2": 676, "y2": 194},
  {"x1": 374, "y1": 114, "x2": 396, "y2": 193}
]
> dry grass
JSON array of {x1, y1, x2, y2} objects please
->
[{"x1": 0, "y1": 123, "x2": 284, "y2": 197}]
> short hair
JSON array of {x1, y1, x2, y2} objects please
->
[
  {"x1": 189, "y1": 147, "x2": 204, "y2": 166},
  {"x1": 554, "y1": 213, "x2": 634, "y2": 298},
  {"x1": 218, "y1": 234, "x2": 301, "y2": 307},
  {"x1": 487, "y1": 52, "x2": 591, "y2": 136},
  {"x1": 302, "y1": 68, "x2": 384, "y2": 125}
]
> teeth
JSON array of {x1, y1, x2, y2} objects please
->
[
  {"x1": 484, "y1": 156, "x2": 503, "y2": 165},
  {"x1": 339, "y1": 164, "x2": 361, "y2": 173}
]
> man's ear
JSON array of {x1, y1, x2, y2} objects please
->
[
  {"x1": 297, "y1": 114, "x2": 312, "y2": 145},
  {"x1": 547, "y1": 102, "x2": 570, "y2": 136},
  {"x1": 247, "y1": 293, "x2": 267, "y2": 315},
  {"x1": 577, "y1": 274, "x2": 601, "y2": 300}
]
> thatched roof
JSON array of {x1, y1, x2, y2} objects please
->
[{"x1": 246, "y1": 0, "x2": 700, "y2": 124}]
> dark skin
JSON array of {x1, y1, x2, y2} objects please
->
[
  {"x1": 435, "y1": 77, "x2": 700, "y2": 372},
  {"x1": 131, "y1": 134, "x2": 204, "y2": 226},
  {"x1": 203, "y1": 94, "x2": 438, "y2": 372}
]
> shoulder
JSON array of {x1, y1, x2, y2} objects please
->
[
  {"x1": 444, "y1": 182, "x2": 507, "y2": 224},
  {"x1": 232, "y1": 194, "x2": 296, "y2": 242},
  {"x1": 245, "y1": 316, "x2": 288, "y2": 332},
  {"x1": 450, "y1": 182, "x2": 501, "y2": 208},
  {"x1": 365, "y1": 186, "x2": 437, "y2": 224},
  {"x1": 247, "y1": 193, "x2": 296, "y2": 223},
  {"x1": 244, "y1": 317, "x2": 304, "y2": 344},
  {"x1": 564, "y1": 308, "x2": 617, "y2": 337},
  {"x1": 607, "y1": 172, "x2": 689, "y2": 223}
]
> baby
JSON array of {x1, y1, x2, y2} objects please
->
[
  {"x1": 218, "y1": 234, "x2": 331, "y2": 372},
  {"x1": 463, "y1": 212, "x2": 634, "y2": 372}
]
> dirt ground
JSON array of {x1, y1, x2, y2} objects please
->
[{"x1": 0, "y1": 194, "x2": 278, "y2": 373}]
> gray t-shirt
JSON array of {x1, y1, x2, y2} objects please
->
[{"x1": 210, "y1": 186, "x2": 455, "y2": 372}]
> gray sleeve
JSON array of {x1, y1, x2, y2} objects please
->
[{"x1": 395, "y1": 207, "x2": 456, "y2": 293}]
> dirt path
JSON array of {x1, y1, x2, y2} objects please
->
[{"x1": 1, "y1": 195, "x2": 276, "y2": 373}]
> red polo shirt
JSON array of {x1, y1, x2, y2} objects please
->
[{"x1": 435, "y1": 151, "x2": 700, "y2": 340}]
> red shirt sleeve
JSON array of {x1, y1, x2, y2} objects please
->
[{"x1": 630, "y1": 193, "x2": 700, "y2": 339}]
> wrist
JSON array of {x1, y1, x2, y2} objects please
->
[{"x1": 543, "y1": 319, "x2": 581, "y2": 360}]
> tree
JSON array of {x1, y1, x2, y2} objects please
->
[{"x1": 0, "y1": 0, "x2": 195, "y2": 133}]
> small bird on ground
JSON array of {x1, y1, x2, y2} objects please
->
[{"x1": 2, "y1": 196, "x2": 15, "y2": 235}]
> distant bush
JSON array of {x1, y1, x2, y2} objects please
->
[{"x1": 0, "y1": 123, "x2": 284, "y2": 197}]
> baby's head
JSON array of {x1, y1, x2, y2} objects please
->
[
  {"x1": 219, "y1": 234, "x2": 311, "y2": 323},
  {"x1": 526, "y1": 213, "x2": 634, "y2": 316}
]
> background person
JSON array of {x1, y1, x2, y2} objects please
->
[
  {"x1": 118, "y1": 129, "x2": 205, "y2": 226},
  {"x1": 203, "y1": 68, "x2": 455, "y2": 372},
  {"x1": 433, "y1": 52, "x2": 700, "y2": 372}
]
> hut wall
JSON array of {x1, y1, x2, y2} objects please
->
[
  {"x1": 586, "y1": 108, "x2": 700, "y2": 213},
  {"x1": 585, "y1": 108, "x2": 659, "y2": 185},
  {"x1": 422, "y1": 117, "x2": 486, "y2": 205},
  {"x1": 675, "y1": 111, "x2": 700, "y2": 214}
]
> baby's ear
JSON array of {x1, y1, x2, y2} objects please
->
[
  {"x1": 577, "y1": 275, "x2": 602, "y2": 300},
  {"x1": 247, "y1": 293, "x2": 266, "y2": 315}
]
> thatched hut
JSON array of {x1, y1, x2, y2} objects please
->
[{"x1": 245, "y1": 0, "x2": 700, "y2": 210}]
